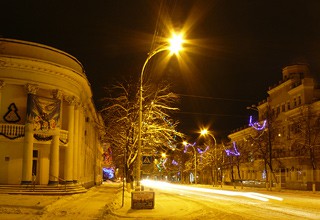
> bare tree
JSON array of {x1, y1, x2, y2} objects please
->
[
  {"x1": 100, "y1": 79, "x2": 184, "y2": 188},
  {"x1": 100, "y1": 81, "x2": 138, "y2": 184},
  {"x1": 289, "y1": 105, "x2": 320, "y2": 170}
]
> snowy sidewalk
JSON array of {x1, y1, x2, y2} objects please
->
[{"x1": 107, "y1": 186, "x2": 207, "y2": 219}]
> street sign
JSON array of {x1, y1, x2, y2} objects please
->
[{"x1": 142, "y1": 156, "x2": 153, "y2": 164}]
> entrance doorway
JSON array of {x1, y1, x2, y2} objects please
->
[{"x1": 32, "y1": 150, "x2": 39, "y2": 184}]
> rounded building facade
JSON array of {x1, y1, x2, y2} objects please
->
[{"x1": 0, "y1": 38, "x2": 104, "y2": 187}]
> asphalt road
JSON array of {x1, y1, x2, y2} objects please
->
[
  {"x1": 165, "y1": 188, "x2": 320, "y2": 219},
  {"x1": 120, "y1": 181, "x2": 320, "y2": 220}
]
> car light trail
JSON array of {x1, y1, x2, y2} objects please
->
[{"x1": 141, "y1": 180, "x2": 283, "y2": 202}]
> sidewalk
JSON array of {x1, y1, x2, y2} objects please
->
[{"x1": 106, "y1": 185, "x2": 165, "y2": 219}]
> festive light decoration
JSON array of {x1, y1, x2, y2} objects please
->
[
  {"x1": 184, "y1": 142, "x2": 209, "y2": 154},
  {"x1": 102, "y1": 167, "x2": 114, "y2": 180},
  {"x1": 162, "y1": 158, "x2": 168, "y2": 169},
  {"x1": 156, "y1": 157, "x2": 167, "y2": 171},
  {"x1": 197, "y1": 146, "x2": 209, "y2": 154},
  {"x1": 183, "y1": 142, "x2": 197, "y2": 153},
  {"x1": 103, "y1": 147, "x2": 113, "y2": 166},
  {"x1": 248, "y1": 115, "x2": 267, "y2": 131},
  {"x1": 225, "y1": 141, "x2": 240, "y2": 156},
  {"x1": 156, "y1": 163, "x2": 162, "y2": 171},
  {"x1": 172, "y1": 159, "x2": 178, "y2": 165}
]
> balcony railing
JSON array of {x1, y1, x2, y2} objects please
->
[
  {"x1": 0, "y1": 123, "x2": 25, "y2": 139},
  {"x1": 0, "y1": 123, "x2": 68, "y2": 143}
]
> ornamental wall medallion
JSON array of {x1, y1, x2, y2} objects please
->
[{"x1": 3, "y1": 103, "x2": 21, "y2": 123}]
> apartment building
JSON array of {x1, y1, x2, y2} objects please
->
[{"x1": 228, "y1": 63, "x2": 320, "y2": 190}]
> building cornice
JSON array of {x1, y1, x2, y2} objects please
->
[{"x1": 0, "y1": 56, "x2": 91, "y2": 99}]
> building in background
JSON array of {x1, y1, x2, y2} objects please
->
[
  {"x1": 0, "y1": 38, "x2": 104, "y2": 188},
  {"x1": 228, "y1": 63, "x2": 320, "y2": 190}
]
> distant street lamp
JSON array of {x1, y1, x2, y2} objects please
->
[
  {"x1": 200, "y1": 129, "x2": 217, "y2": 186},
  {"x1": 183, "y1": 141, "x2": 197, "y2": 184},
  {"x1": 136, "y1": 33, "x2": 184, "y2": 190}
]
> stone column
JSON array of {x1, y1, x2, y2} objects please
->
[
  {"x1": 77, "y1": 105, "x2": 86, "y2": 183},
  {"x1": 48, "y1": 89, "x2": 62, "y2": 185},
  {"x1": 21, "y1": 84, "x2": 38, "y2": 184},
  {"x1": 49, "y1": 132, "x2": 60, "y2": 184},
  {"x1": 64, "y1": 95, "x2": 75, "y2": 184},
  {"x1": 73, "y1": 101, "x2": 80, "y2": 183}
]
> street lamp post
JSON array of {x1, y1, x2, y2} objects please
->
[
  {"x1": 136, "y1": 33, "x2": 184, "y2": 190},
  {"x1": 183, "y1": 141, "x2": 197, "y2": 184},
  {"x1": 200, "y1": 129, "x2": 217, "y2": 186}
]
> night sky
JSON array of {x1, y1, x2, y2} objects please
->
[{"x1": 2, "y1": 0, "x2": 320, "y2": 140}]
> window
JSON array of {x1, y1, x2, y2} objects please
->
[
  {"x1": 294, "y1": 98, "x2": 297, "y2": 107},
  {"x1": 298, "y1": 96, "x2": 302, "y2": 105},
  {"x1": 282, "y1": 104, "x2": 285, "y2": 112},
  {"x1": 287, "y1": 101, "x2": 291, "y2": 110},
  {"x1": 33, "y1": 150, "x2": 38, "y2": 158}
]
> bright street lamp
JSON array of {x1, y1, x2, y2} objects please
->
[
  {"x1": 200, "y1": 129, "x2": 218, "y2": 186},
  {"x1": 136, "y1": 32, "x2": 184, "y2": 190}
]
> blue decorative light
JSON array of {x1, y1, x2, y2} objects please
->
[
  {"x1": 172, "y1": 159, "x2": 178, "y2": 165},
  {"x1": 225, "y1": 141, "x2": 240, "y2": 156},
  {"x1": 184, "y1": 142, "x2": 197, "y2": 153},
  {"x1": 197, "y1": 146, "x2": 209, "y2": 154},
  {"x1": 102, "y1": 167, "x2": 114, "y2": 179},
  {"x1": 248, "y1": 115, "x2": 267, "y2": 131},
  {"x1": 184, "y1": 142, "x2": 209, "y2": 154}
]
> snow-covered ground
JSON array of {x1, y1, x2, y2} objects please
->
[
  {"x1": 0, "y1": 181, "x2": 121, "y2": 220},
  {"x1": 0, "y1": 181, "x2": 215, "y2": 219},
  {"x1": 0, "y1": 182, "x2": 319, "y2": 220}
]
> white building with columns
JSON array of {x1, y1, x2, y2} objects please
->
[{"x1": 0, "y1": 38, "x2": 104, "y2": 187}]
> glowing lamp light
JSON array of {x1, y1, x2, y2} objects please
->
[
  {"x1": 200, "y1": 129, "x2": 208, "y2": 136},
  {"x1": 169, "y1": 33, "x2": 184, "y2": 54}
]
